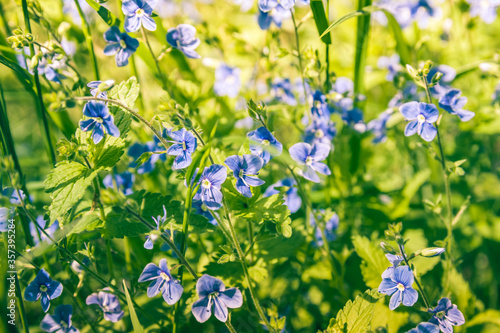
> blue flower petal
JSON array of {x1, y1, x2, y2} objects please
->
[
  {"x1": 191, "y1": 296, "x2": 211, "y2": 323},
  {"x1": 218, "y1": 288, "x2": 243, "y2": 308},
  {"x1": 138, "y1": 263, "x2": 161, "y2": 282}
]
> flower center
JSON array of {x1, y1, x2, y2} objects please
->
[
  {"x1": 135, "y1": 8, "x2": 145, "y2": 17},
  {"x1": 209, "y1": 291, "x2": 219, "y2": 298},
  {"x1": 315, "y1": 129, "x2": 324, "y2": 138},
  {"x1": 60, "y1": 321, "x2": 68, "y2": 329},
  {"x1": 417, "y1": 114, "x2": 426, "y2": 123},
  {"x1": 119, "y1": 39, "x2": 127, "y2": 49},
  {"x1": 262, "y1": 139, "x2": 270, "y2": 146},
  {"x1": 305, "y1": 156, "x2": 313, "y2": 165},
  {"x1": 396, "y1": 283, "x2": 405, "y2": 291},
  {"x1": 202, "y1": 179, "x2": 212, "y2": 189},
  {"x1": 436, "y1": 311, "x2": 445, "y2": 319},
  {"x1": 160, "y1": 271, "x2": 170, "y2": 281},
  {"x1": 238, "y1": 169, "x2": 245, "y2": 178},
  {"x1": 182, "y1": 141, "x2": 187, "y2": 150},
  {"x1": 40, "y1": 285, "x2": 48, "y2": 292}
]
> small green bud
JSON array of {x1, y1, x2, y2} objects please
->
[
  {"x1": 380, "y1": 242, "x2": 397, "y2": 255},
  {"x1": 420, "y1": 247, "x2": 445, "y2": 257}
]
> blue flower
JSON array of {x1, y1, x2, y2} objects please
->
[
  {"x1": 310, "y1": 90, "x2": 333, "y2": 120},
  {"x1": 378, "y1": 266, "x2": 418, "y2": 310},
  {"x1": 29, "y1": 216, "x2": 59, "y2": 246},
  {"x1": 167, "y1": 24, "x2": 201, "y2": 59},
  {"x1": 289, "y1": 142, "x2": 331, "y2": 183},
  {"x1": 24, "y1": 269, "x2": 63, "y2": 312},
  {"x1": 247, "y1": 127, "x2": 283, "y2": 165},
  {"x1": 258, "y1": 6, "x2": 291, "y2": 29},
  {"x1": 79, "y1": 101, "x2": 120, "y2": 144},
  {"x1": 214, "y1": 64, "x2": 241, "y2": 98},
  {"x1": 138, "y1": 258, "x2": 183, "y2": 305},
  {"x1": 271, "y1": 78, "x2": 297, "y2": 106},
  {"x1": 400, "y1": 101, "x2": 439, "y2": 142},
  {"x1": 377, "y1": 54, "x2": 402, "y2": 81},
  {"x1": 407, "y1": 322, "x2": 440, "y2": 333},
  {"x1": 103, "y1": 26, "x2": 139, "y2": 67},
  {"x1": 103, "y1": 171, "x2": 135, "y2": 195},
  {"x1": 128, "y1": 136, "x2": 166, "y2": 174},
  {"x1": 37, "y1": 50, "x2": 67, "y2": 84},
  {"x1": 40, "y1": 304, "x2": 79, "y2": 333},
  {"x1": 258, "y1": 0, "x2": 295, "y2": 12},
  {"x1": 467, "y1": 0, "x2": 499, "y2": 24},
  {"x1": 191, "y1": 274, "x2": 243, "y2": 323},
  {"x1": 367, "y1": 110, "x2": 392, "y2": 143},
  {"x1": 87, "y1": 81, "x2": 112, "y2": 98},
  {"x1": 264, "y1": 178, "x2": 302, "y2": 213},
  {"x1": 144, "y1": 205, "x2": 167, "y2": 250},
  {"x1": 427, "y1": 65, "x2": 456, "y2": 97},
  {"x1": 310, "y1": 211, "x2": 339, "y2": 246},
  {"x1": 165, "y1": 128, "x2": 197, "y2": 169},
  {"x1": 429, "y1": 298, "x2": 465, "y2": 333},
  {"x1": 193, "y1": 200, "x2": 217, "y2": 225},
  {"x1": 225, "y1": 155, "x2": 265, "y2": 198},
  {"x1": 0, "y1": 207, "x2": 12, "y2": 232},
  {"x1": 438, "y1": 89, "x2": 475, "y2": 122},
  {"x1": 195, "y1": 165, "x2": 227, "y2": 210},
  {"x1": 122, "y1": 0, "x2": 157, "y2": 32},
  {"x1": 304, "y1": 119, "x2": 336, "y2": 146},
  {"x1": 332, "y1": 76, "x2": 354, "y2": 96},
  {"x1": 86, "y1": 291, "x2": 124, "y2": 322},
  {"x1": 381, "y1": 253, "x2": 404, "y2": 279}
]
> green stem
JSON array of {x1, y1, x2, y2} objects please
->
[
  {"x1": 21, "y1": 0, "x2": 56, "y2": 166},
  {"x1": 422, "y1": 76, "x2": 453, "y2": 252},
  {"x1": 398, "y1": 243, "x2": 430, "y2": 309},
  {"x1": 222, "y1": 204, "x2": 274, "y2": 332},
  {"x1": 290, "y1": 10, "x2": 309, "y2": 103},
  {"x1": 125, "y1": 207, "x2": 199, "y2": 279},
  {"x1": 124, "y1": 237, "x2": 132, "y2": 274},
  {"x1": 141, "y1": 27, "x2": 167, "y2": 89},
  {"x1": 15, "y1": 273, "x2": 29, "y2": 333},
  {"x1": 73, "y1": 0, "x2": 99, "y2": 80}
]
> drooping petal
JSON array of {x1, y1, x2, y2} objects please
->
[
  {"x1": 191, "y1": 297, "x2": 212, "y2": 323},
  {"x1": 212, "y1": 297, "x2": 229, "y2": 322},
  {"x1": 446, "y1": 305, "x2": 465, "y2": 326},
  {"x1": 103, "y1": 116, "x2": 120, "y2": 137},
  {"x1": 202, "y1": 187, "x2": 223, "y2": 210},
  {"x1": 41, "y1": 293, "x2": 51, "y2": 312},
  {"x1": 419, "y1": 122, "x2": 437, "y2": 142},
  {"x1": 138, "y1": 263, "x2": 161, "y2": 282},
  {"x1": 236, "y1": 178, "x2": 252, "y2": 198},
  {"x1": 162, "y1": 280, "x2": 184, "y2": 305},
  {"x1": 144, "y1": 237, "x2": 154, "y2": 250},
  {"x1": 311, "y1": 162, "x2": 331, "y2": 176},
  {"x1": 104, "y1": 310, "x2": 124, "y2": 322},
  {"x1": 40, "y1": 313, "x2": 61, "y2": 332},
  {"x1": 456, "y1": 109, "x2": 475, "y2": 122},
  {"x1": 389, "y1": 290, "x2": 403, "y2": 310},
  {"x1": 402, "y1": 287, "x2": 418, "y2": 307},
  {"x1": 115, "y1": 49, "x2": 130, "y2": 67},
  {"x1": 103, "y1": 43, "x2": 121, "y2": 56},
  {"x1": 147, "y1": 278, "x2": 164, "y2": 297},
  {"x1": 400, "y1": 101, "x2": 420, "y2": 120},
  {"x1": 378, "y1": 278, "x2": 398, "y2": 295},
  {"x1": 79, "y1": 119, "x2": 96, "y2": 133},
  {"x1": 404, "y1": 120, "x2": 419, "y2": 136},
  {"x1": 92, "y1": 123, "x2": 105, "y2": 144},
  {"x1": 124, "y1": 15, "x2": 141, "y2": 33},
  {"x1": 302, "y1": 165, "x2": 320, "y2": 183},
  {"x1": 242, "y1": 175, "x2": 265, "y2": 187},
  {"x1": 218, "y1": 288, "x2": 243, "y2": 308},
  {"x1": 174, "y1": 151, "x2": 192, "y2": 169},
  {"x1": 141, "y1": 15, "x2": 157, "y2": 31}
]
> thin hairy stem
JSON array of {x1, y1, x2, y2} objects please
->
[{"x1": 399, "y1": 243, "x2": 431, "y2": 309}]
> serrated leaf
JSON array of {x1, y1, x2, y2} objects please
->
[
  {"x1": 352, "y1": 235, "x2": 387, "y2": 289},
  {"x1": 93, "y1": 136, "x2": 126, "y2": 169},
  {"x1": 108, "y1": 77, "x2": 140, "y2": 108},
  {"x1": 326, "y1": 289, "x2": 381, "y2": 333},
  {"x1": 104, "y1": 212, "x2": 149, "y2": 239},
  {"x1": 45, "y1": 161, "x2": 98, "y2": 223}
]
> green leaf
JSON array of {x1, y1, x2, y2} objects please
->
[
  {"x1": 352, "y1": 235, "x2": 386, "y2": 289},
  {"x1": 402, "y1": 229, "x2": 440, "y2": 276},
  {"x1": 104, "y1": 212, "x2": 149, "y2": 239},
  {"x1": 326, "y1": 289, "x2": 381, "y2": 333},
  {"x1": 45, "y1": 161, "x2": 98, "y2": 222},
  {"x1": 320, "y1": 6, "x2": 412, "y2": 65},
  {"x1": 444, "y1": 266, "x2": 476, "y2": 316},
  {"x1": 310, "y1": 0, "x2": 332, "y2": 44},
  {"x1": 84, "y1": 0, "x2": 121, "y2": 27},
  {"x1": 466, "y1": 309, "x2": 500, "y2": 328},
  {"x1": 93, "y1": 136, "x2": 126, "y2": 169},
  {"x1": 371, "y1": 301, "x2": 409, "y2": 333},
  {"x1": 108, "y1": 77, "x2": 140, "y2": 108},
  {"x1": 353, "y1": 0, "x2": 372, "y2": 102},
  {"x1": 225, "y1": 192, "x2": 292, "y2": 237},
  {"x1": 390, "y1": 169, "x2": 431, "y2": 219},
  {"x1": 122, "y1": 280, "x2": 144, "y2": 333}
]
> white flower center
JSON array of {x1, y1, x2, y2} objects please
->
[
  {"x1": 160, "y1": 271, "x2": 170, "y2": 281},
  {"x1": 202, "y1": 179, "x2": 211, "y2": 189},
  {"x1": 135, "y1": 8, "x2": 145, "y2": 17},
  {"x1": 417, "y1": 114, "x2": 426, "y2": 123},
  {"x1": 305, "y1": 156, "x2": 313, "y2": 165},
  {"x1": 396, "y1": 283, "x2": 405, "y2": 291},
  {"x1": 262, "y1": 139, "x2": 270, "y2": 146},
  {"x1": 40, "y1": 285, "x2": 48, "y2": 292},
  {"x1": 119, "y1": 39, "x2": 127, "y2": 49},
  {"x1": 315, "y1": 129, "x2": 324, "y2": 138}
]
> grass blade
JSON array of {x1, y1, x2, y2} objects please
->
[
  {"x1": 353, "y1": 0, "x2": 372, "y2": 106},
  {"x1": 122, "y1": 280, "x2": 145, "y2": 333},
  {"x1": 311, "y1": 0, "x2": 332, "y2": 44},
  {"x1": 84, "y1": 0, "x2": 121, "y2": 26}
]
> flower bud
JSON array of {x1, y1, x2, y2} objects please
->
[
  {"x1": 431, "y1": 71, "x2": 443, "y2": 83},
  {"x1": 420, "y1": 247, "x2": 445, "y2": 257},
  {"x1": 380, "y1": 242, "x2": 397, "y2": 254},
  {"x1": 97, "y1": 80, "x2": 115, "y2": 92},
  {"x1": 406, "y1": 64, "x2": 418, "y2": 78}
]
